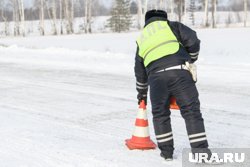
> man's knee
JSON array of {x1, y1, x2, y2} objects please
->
[{"x1": 180, "y1": 98, "x2": 201, "y2": 116}]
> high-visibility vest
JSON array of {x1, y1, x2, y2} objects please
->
[{"x1": 137, "y1": 21, "x2": 180, "y2": 67}]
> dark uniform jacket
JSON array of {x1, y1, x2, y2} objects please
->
[{"x1": 134, "y1": 17, "x2": 200, "y2": 94}]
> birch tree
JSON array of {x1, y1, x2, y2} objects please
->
[
  {"x1": 64, "y1": 0, "x2": 69, "y2": 33},
  {"x1": 183, "y1": 0, "x2": 188, "y2": 23},
  {"x1": 163, "y1": 0, "x2": 167, "y2": 10},
  {"x1": 58, "y1": 0, "x2": 62, "y2": 34},
  {"x1": 18, "y1": 0, "x2": 25, "y2": 36},
  {"x1": 70, "y1": 0, "x2": 74, "y2": 33},
  {"x1": 176, "y1": 0, "x2": 184, "y2": 22},
  {"x1": 157, "y1": 0, "x2": 165, "y2": 9},
  {"x1": 39, "y1": 0, "x2": 45, "y2": 35},
  {"x1": 244, "y1": 0, "x2": 248, "y2": 27},
  {"x1": 51, "y1": 0, "x2": 58, "y2": 35},
  {"x1": 144, "y1": 0, "x2": 148, "y2": 14},
  {"x1": 84, "y1": 0, "x2": 92, "y2": 33},
  {"x1": 170, "y1": 0, "x2": 174, "y2": 20},
  {"x1": 64, "y1": 0, "x2": 74, "y2": 34},
  {"x1": 12, "y1": 0, "x2": 20, "y2": 36},
  {"x1": 211, "y1": 0, "x2": 217, "y2": 28},
  {"x1": 84, "y1": 0, "x2": 88, "y2": 33},
  {"x1": 88, "y1": 0, "x2": 92, "y2": 31},
  {"x1": 204, "y1": 0, "x2": 209, "y2": 27},
  {"x1": 0, "y1": 0, "x2": 9, "y2": 36},
  {"x1": 154, "y1": 0, "x2": 158, "y2": 9},
  {"x1": 45, "y1": 0, "x2": 57, "y2": 35},
  {"x1": 137, "y1": 0, "x2": 143, "y2": 29},
  {"x1": 189, "y1": 0, "x2": 195, "y2": 25}
]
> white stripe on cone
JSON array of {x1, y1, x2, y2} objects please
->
[
  {"x1": 133, "y1": 126, "x2": 150, "y2": 138},
  {"x1": 136, "y1": 108, "x2": 148, "y2": 120}
]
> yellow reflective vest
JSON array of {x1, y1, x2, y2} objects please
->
[{"x1": 137, "y1": 21, "x2": 180, "y2": 67}]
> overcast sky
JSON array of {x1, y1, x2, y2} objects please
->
[{"x1": 23, "y1": 0, "x2": 33, "y2": 7}]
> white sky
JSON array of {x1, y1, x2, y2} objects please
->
[{"x1": 23, "y1": 0, "x2": 33, "y2": 7}]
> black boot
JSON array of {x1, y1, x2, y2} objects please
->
[
  {"x1": 160, "y1": 152, "x2": 173, "y2": 161},
  {"x1": 159, "y1": 145, "x2": 174, "y2": 161}
]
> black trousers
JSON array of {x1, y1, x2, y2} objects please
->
[{"x1": 148, "y1": 69, "x2": 208, "y2": 157}]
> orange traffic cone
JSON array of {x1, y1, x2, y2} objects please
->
[
  {"x1": 125, "y1": 100, "x2": 156, "y2": 150},
  {"x1": 169, "y1": 96, "x2": 180, "y2": 110}
]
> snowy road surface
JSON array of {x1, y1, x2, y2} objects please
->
[{"x1": 0, "y1": 28, "x2": 250, "y2": 167}]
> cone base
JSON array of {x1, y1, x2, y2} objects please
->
[{"x1": 125, "y1": 138, "x2": 156, "y2": 150}]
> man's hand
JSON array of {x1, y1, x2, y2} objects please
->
[{"x1": 137, "y1": 93, "x2": 147, "y2": 105}]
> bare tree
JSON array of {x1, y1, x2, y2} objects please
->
[
  {"x1": 59, "y1": 0, "x2": 63, "y2": 34},
  {"x1": 18, "y1": 0, "x2": 25, "y2": 36},
  {"x1": 84, "y1": 0, "x2": 88, "y2": 32},
  {"x1": 184, "y1": 0, "x2": 188, "y2": 22},
  {"x1": 176, "y1": 0, "x2": 185, "y2": 22},
  {"x1": 204, "y1": 0, "x2": 209, "y2": 27},
  {"x1": 88, "y1": 0, "x2": 92, "y2": 33},
  {"x1": 39, "y1": 0, "x2": 45, "y2": 35},
  {"x1": 12, "y1": 0, "x2": 20, "y2": 36},
  {"x1": 0, "y1": 0, "x2": 10, "y2": 36},
  {"x1": 51, "y1": 0, "x2": 58, "y2": 35},
  {"x1": 244, "y1": 0, "x2": 248, "y2": 27},
  {"x1": 70, "y1": 0, "x2": 74, "y2": 33},
  {"x1": 159, "y1": 0, "x2": 163, "y2": 9},
  {"x1": 64, "y1": 0, "x2": 74, "y2": 34},
  {"x1": 161, "y1": 0, "x2": 167, "y2": 10},
  {"x1": 170, "y1": 0, "x2": 174, "y2": 19},
  {"x1": 84, "y1": 0, "x2": 92, "y2": 33},
  {"x1": 143, "y1": 0, "x2": 148, "y2": 16},
  {"x1": 137, "y1": 0, "x2": 143, "y2": 29},
  {"x1": 211, "y1": 0, "x2": 217, "y2": 28},
  {"x1": 44, "y1": 0, "x2": 58, "y2": 35},
  {"x1": 189, "y1": 0, "x2": 195, "y2": 26}
]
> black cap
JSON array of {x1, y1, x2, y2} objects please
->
[{"x1": 145, "y1": 10, "x2": 168, "y2": 22}]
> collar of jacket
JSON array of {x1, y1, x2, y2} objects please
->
[{"x1": 144, "y1": 17, "x2": 168, "y2": 27}]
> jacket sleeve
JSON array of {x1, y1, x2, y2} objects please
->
[
  {"x1": 134, "y1": 45, "x2": 148, "y2": 95},
  {"x1": 174, "y1": 22, "x2": 201, "y2": 63}
]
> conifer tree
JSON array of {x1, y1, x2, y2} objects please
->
[
  {"x1": 189, "y1": 0, "x2": 195, "y2": 26},
  {"x1": 107, "y1": 0, "x2": 132, "y2": 33}
]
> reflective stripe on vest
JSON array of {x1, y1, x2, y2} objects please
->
[{"x1": 136, "y1": 21, "x2": 179, "y2": 67}]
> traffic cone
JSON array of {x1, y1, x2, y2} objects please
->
[
  {"x1": 169, "y1": 96, "x2": 180, "y2": 110},
  {"x1": 125, "y1": 100, "x2": 156, "y2": 150}
]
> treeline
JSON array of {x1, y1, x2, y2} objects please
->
[
  {"x1": 0, "y1": 0, "x2": 110, "y2": 36},
  {"x1": 0, "y1": 0, "x2": 249, "y2": 37},
  {"x1": 135, "y1": 0, "x2": 249, "y2": 29},
  {"x1": 0, "y1": 0, "x2": 110, "y2": 21}
]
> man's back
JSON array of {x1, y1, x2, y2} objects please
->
[{"x1": 135, "y1": 17, "x2": 200, "y2": 76}]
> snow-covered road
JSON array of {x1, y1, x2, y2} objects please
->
[{"x1": 0, "y1": 28, "x2": 250, "y2": 167}]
